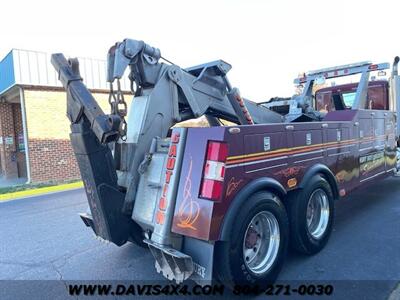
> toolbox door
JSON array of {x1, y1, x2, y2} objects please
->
[{"x1": 243, "y1": 131, "x2": 290, "y2": 179}]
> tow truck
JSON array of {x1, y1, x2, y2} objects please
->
[{"x1": 51, "y1": 39, "x2": 400, "y2": 286}]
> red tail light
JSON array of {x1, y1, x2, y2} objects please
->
[{"x1": 200, "y1": 141, "x2": 228, "y2": 200}]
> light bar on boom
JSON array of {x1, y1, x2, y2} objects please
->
[{"x1": 294, "y1": 61, "x2": 390, "y2": 84}]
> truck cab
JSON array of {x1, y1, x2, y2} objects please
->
[
  {"x1": 315, "y1": 80, "x2": 389, "y2": 112},
  {"x1": 313, "y1": 79, "x2": 396, "y2": 193}
]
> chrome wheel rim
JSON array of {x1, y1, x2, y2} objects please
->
[
  {"x1": 242, "y1": 211, "x2": 280, "y2": 274},
  {"x1": 306, "y1": 188, "x2": 330, "y2": 239}
]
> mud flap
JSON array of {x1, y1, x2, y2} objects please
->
[{"x1": 182, "y1": 237, "x2": 214, "y2": 285}]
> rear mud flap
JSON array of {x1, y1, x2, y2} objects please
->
[{"x1": 144, "y1": 239, "x2": 193, "y2": 283}]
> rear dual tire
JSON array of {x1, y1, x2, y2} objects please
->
[
  {"x1": 214, "y1": 175, "x2": 335, "y2": 288},
  {"x1": 214, "y1": 191, "x2": 289, "y2": 288},
  {"x1": 288, "y1": 174, "x2": 335, "y2": 255}
]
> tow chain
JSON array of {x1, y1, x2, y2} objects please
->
[{"x1": 108, "y1": 79, "x2": 128, "y2": 140}]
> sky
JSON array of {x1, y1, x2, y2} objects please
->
[{"x1": 1, "y1": 0, "x2": 400, "y2": 101}]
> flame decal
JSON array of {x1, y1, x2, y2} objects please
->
[
  {"x1": 177, "y1": 158, "x2": 200, "y2": 230},
  {"x1": 274, "y1": 166, "x2": 305, "y2": 178}
]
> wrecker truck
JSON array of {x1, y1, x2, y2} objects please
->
[{"x1": 51, "y1": 39, "x2": 400, "y2": 286}]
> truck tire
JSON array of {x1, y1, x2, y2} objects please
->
[
  {"x1": 288, "y1": 174, "x2": 334, "y2": 255},
  {"x1": 215, "y1": 191, "x2": 289, "y2": 288}
]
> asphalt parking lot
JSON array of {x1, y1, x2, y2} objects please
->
[{"x1": 0, "y1": 177, "x2": 399, "y2": 299}]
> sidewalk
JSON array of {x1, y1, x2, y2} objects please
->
[
  {"x1": 0, "y1": 177, "x2": 27, "y2": 188},
  {"x1": 0, "y1": 181, "x2": 83, "y2": 201}
]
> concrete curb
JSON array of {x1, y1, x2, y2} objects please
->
[{"x1": 0, "y1": 181, "x2": 84, "y2": 202}]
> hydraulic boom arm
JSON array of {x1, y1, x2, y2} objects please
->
[
  {"x1": 51, "y1": 39, "x2": 282, "y2": 246},
  {"x1": 105, "y1": 39, "x2": 283, "y2": 215}
]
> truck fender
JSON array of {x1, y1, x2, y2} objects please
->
[
  {"x1": 219, "y1": 177, "x2": 286, "y2": 241},
  {"x1": 298, "y1": 164, "x2": 339, "y2": 200}
]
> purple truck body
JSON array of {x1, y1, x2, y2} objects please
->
[{"x1": 171, "y1": 83, "x2": 397, "y2": 241}]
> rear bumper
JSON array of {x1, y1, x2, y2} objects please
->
[
  {"x1": 81, "y1": 211, "x2": 215, "y2": 284},
  {"x1": 144, "y1": 239, "x2": 193, "y2": 283},
  {"x1": 145, "y1": 237, "x2": 215, "y2": 284}
]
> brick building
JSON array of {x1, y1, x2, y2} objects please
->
[{"x1": 0, "y1": 49, "x2": 130, "y2": 184}]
